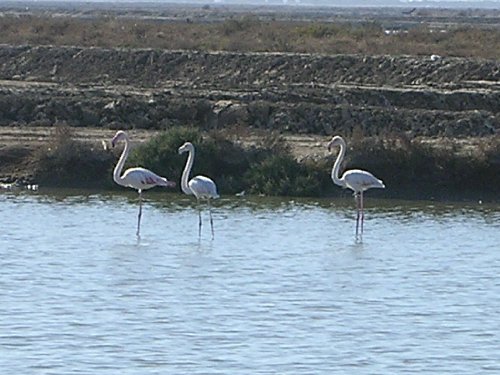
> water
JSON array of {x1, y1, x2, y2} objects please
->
[{"x1": 1, "y1": 189, "x2": 499, "y2": 374}]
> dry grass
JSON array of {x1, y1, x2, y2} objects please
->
[{"x1": 1, "y1": 15, "x2": 499, "y2": 58}]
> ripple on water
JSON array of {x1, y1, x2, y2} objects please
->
[{"x1": 0, "y1": 191, "x2": 499, "y2": 373}]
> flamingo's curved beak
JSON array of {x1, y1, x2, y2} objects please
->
[{"x1": 327, "y1": 142, "x2": 333, "y2": 152}]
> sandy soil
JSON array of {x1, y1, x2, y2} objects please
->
[{"x1": 0, "y1": 126, "x2": 328, "y2": 159}]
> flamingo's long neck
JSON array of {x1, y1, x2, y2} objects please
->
[
  {"x1": 181, "y1": 146, "x2": 194, "y2": 195},
  {"x1": 332, "y1": 140, "x2": 347, "y2": 188},
  {"x1": 113, "y1": 136, "x2": 130, "y2": 187}
]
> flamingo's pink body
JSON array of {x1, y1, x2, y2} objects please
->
[
  {"x1": 111, "y1": 130, "x2": 175, "y2": 236},
  {"x1": 115, "y1": 166, "x2": 173, "y2": 192},
  {"x1": 328, "y1": 135, "x2": 385, "y2": 238}
]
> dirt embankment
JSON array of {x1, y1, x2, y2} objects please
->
[{"x1": 0, "y1": 45, "x2": 499, "y2": 138}]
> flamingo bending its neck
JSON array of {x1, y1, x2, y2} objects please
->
[
  {"x1": 327, "y1": 135, "x2": 385, "y2": 238},
  {"x1": 111, "y1": 130, "x2": 175, "y2": 237},
  {"x1": 178, "y1": 142, "x2": 219, "y2": 239}
]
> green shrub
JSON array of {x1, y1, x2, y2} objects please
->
[
  {"x1": 33, "y1": 126, "x2": 114, "y2": 187},
  {"x1": 128, "y1": 126, "x2": 331, "y2": 196},
  {"x1": 127, "y1": 127, "x2": 201, "y2": 180},
  {"x1": 244, "y1": 154, "x2": 329, "y2": 197},
  {"x1": 29, "y1": 125, "x2": 500, "y2": 198},
  {"x1": 346, "y1": 134, "x2": 500, "y2": 198},
  {"x1": 128, "y1": 127, "x2": 252, "y2": 194}
]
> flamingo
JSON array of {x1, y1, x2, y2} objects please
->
[
  {"x1": 327, "y1": 135, "x2": 385, "y2": 238},
  {"x1": 178, "y1": 142, "x2": 219, "y2": 239},
  {"x1": 111, "y1": 130, "x2": 176, "y2": 237}
]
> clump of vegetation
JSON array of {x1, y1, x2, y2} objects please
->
[
  {"x1": 127, "y1": 127, "x2": 249, "y2": 194},
  {"x1": 33, "y1": 125, "x2": 114, "y2": 187},
  {"x1": 128, "y1": 126, "x2": 332, "y2": 197},
  {"x1": 0, "y1": 14, "x2": 499, "y2": 58},
  {"x1": 27, "y1": 125, "x2": 500, "y2": 199},
  {"x1": 243, "y1": 155, "x2": 330, "y2": 197},
  {"x1": 345, "y1": 132, "x2": 500, "y2": 199}
]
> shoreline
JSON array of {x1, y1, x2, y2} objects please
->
[{"x1": 0, "y1": 126, "x2": 498, "y2": 202}]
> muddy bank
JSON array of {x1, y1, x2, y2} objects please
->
[
  {"x1": 0, "y1": 125, "x2": 498, "y2": 201},
  {"x1": 0, "y1": 45, "x2": 498, "y2": 137}
]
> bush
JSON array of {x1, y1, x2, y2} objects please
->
[
  {"x1": 127, "y1": 127, "x2": 201, "y2": 182},
  {"x1": 33, "y1": 125, "x2": 114, "y2": 187},
  {"x1": 345, "y1": 134, "x2": 500, "y2": 198},
  {"x1": 28, "y1": 126, "x2": 500, "y2": 198},
  {"x1": 244, "y1": 154, "x2": 330, "y2": 197},
  {"x1": 128, "y1": 127, "x2": 251, "y2": 194},
  {"x1": 128, "y1": 126, "x2": 331, "y2": 197}
]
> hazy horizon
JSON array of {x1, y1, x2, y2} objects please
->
[{"x1": 2, "y1": 0, "x2": 500, "y2": 7}]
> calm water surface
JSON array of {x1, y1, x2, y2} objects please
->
[{"x1": 1, "y1": 189, "x2": 499, "y2": 374}]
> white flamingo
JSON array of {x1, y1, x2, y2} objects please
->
[
  {"x1": 178, "y1": 142, "x2": 219, "y2": 239},
  {"x1": 327, "y1": 135, "x2": 385, "y2": 238},
  {"x1": 111, "y1": 130, "x2": 176, "y2": 236}
]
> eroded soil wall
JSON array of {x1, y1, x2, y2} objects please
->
[{"x1": 0, "y1": 45, "x2": 499, "y2": 137}]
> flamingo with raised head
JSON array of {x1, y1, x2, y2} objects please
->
[
  {"x1": 178, "y1": 142, "x2": 219, "y2": 239},
  {"x1": 111, "y1": 130, "x2": 176, "y2": 237},
  {"x1": 327, "y1": 135, "x2": 385, "y2": 238}
]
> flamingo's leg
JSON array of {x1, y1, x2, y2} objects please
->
[
  {"x1": 360, "y1": 191, "x2": 365, "y2": 235},
  {"x1": 197, "y1": 199, "x2": 202, "y2": 238},
  {"x1": 137, "y1": 190, "x2": 143, "y2": 237},
  {"x1": 208, "y1": 199, "x2": 214, "y2": 240},
  {"x1": 355, "y1": 192, "x2": 360, "y2": 238}
]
